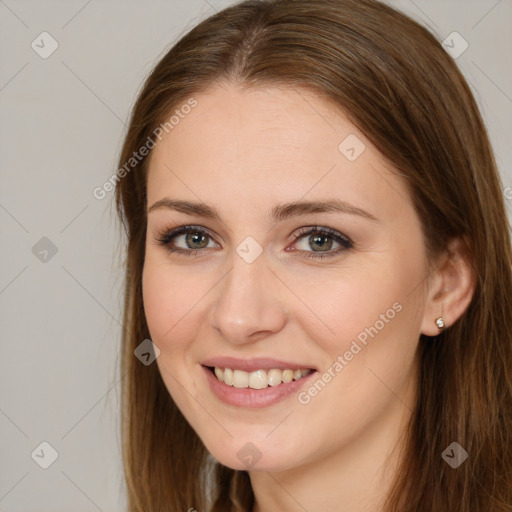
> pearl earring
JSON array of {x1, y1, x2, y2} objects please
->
[{"x1": 435, "y1": 317, "x2": 445, "y2": 329}]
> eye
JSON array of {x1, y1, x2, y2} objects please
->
[
  {"x1": 289, "y1": 226, "x2": 353, "y2": 260},
  {"x1": 155, "y1": 225, "x2": 218, "y2": 256},
  {"x1": 154, "y1": 224, "x2": 353, "y2": 260}
]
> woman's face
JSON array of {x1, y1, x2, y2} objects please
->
[{"x1": 143, "y1": 83, "x2": 431, "y2": 472}]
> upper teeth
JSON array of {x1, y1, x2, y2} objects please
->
[{"x1": 214, "y1": 367, "x2": 312, "y2": 389}]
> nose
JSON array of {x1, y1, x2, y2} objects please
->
[{"x1": 209, "y1": 249, "x2": 288, "y2": 345}]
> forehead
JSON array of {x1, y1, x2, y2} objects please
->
[{"x1": 146, "y1": 83, "x2": 412, "y2": 223}]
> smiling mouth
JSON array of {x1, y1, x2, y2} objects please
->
[{"x1": 206, "y1": 366, "x2": 316, "y2": 389}]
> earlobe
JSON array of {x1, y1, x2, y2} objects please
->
[{"x1": 421, "y1": 237, "x2": 476, "y2": 337}]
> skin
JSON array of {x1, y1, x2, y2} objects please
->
[{"x1": 142, "y1": 83, "x2": 475, "y2": 511}]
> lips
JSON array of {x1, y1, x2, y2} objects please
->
[{"x1": 200, "y1": 356, "x2": 318, "y2": 407}]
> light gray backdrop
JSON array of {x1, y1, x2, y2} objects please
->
[{"x1": 1, "y1": 0, "x2": 511, "y2": 510}]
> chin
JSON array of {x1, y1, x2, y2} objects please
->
[{"x1": 202, "y1": 433, "x2": 302, "y2": 473}]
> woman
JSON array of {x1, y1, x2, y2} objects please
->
[{"x1": 114, "y1": 0, "x2": 512, "y2": 510}]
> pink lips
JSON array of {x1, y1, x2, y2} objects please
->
[{"x1": 200, "y1": 357, "x2": 318, "y2": 408}]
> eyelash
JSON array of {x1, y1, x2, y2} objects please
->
[{"x1": 155, "y1": 225, "x2": 353, "y2": 260}]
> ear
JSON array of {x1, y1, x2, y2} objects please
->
[{"x1": 420, "y1": 236, "x2": 476, "y2": 336}]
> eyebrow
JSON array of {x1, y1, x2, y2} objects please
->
[{"x1": 147, "y1": 198, "x2": 379, "y2": 223}]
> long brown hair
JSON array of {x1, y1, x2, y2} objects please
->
[{"x1": 113, "y1": 0, "x2": 512, "y2": 510}]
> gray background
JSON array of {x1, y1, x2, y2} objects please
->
[{"x1": 0, "y1": 0, "x2": 510, "y2": 510}]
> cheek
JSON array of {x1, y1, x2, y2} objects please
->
[
  {"x1": 141, "y1": 259, "x2": 205, "y2": 420},
  {"x1": 301, "y1": 268, "x2": 418, "y2": 357},
  {"x1": 142, "y1": 262, "x2": 173, "y2": 344},
  {"x1": 142, "y1": 253, "x2": 202, "y2": 346}
]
